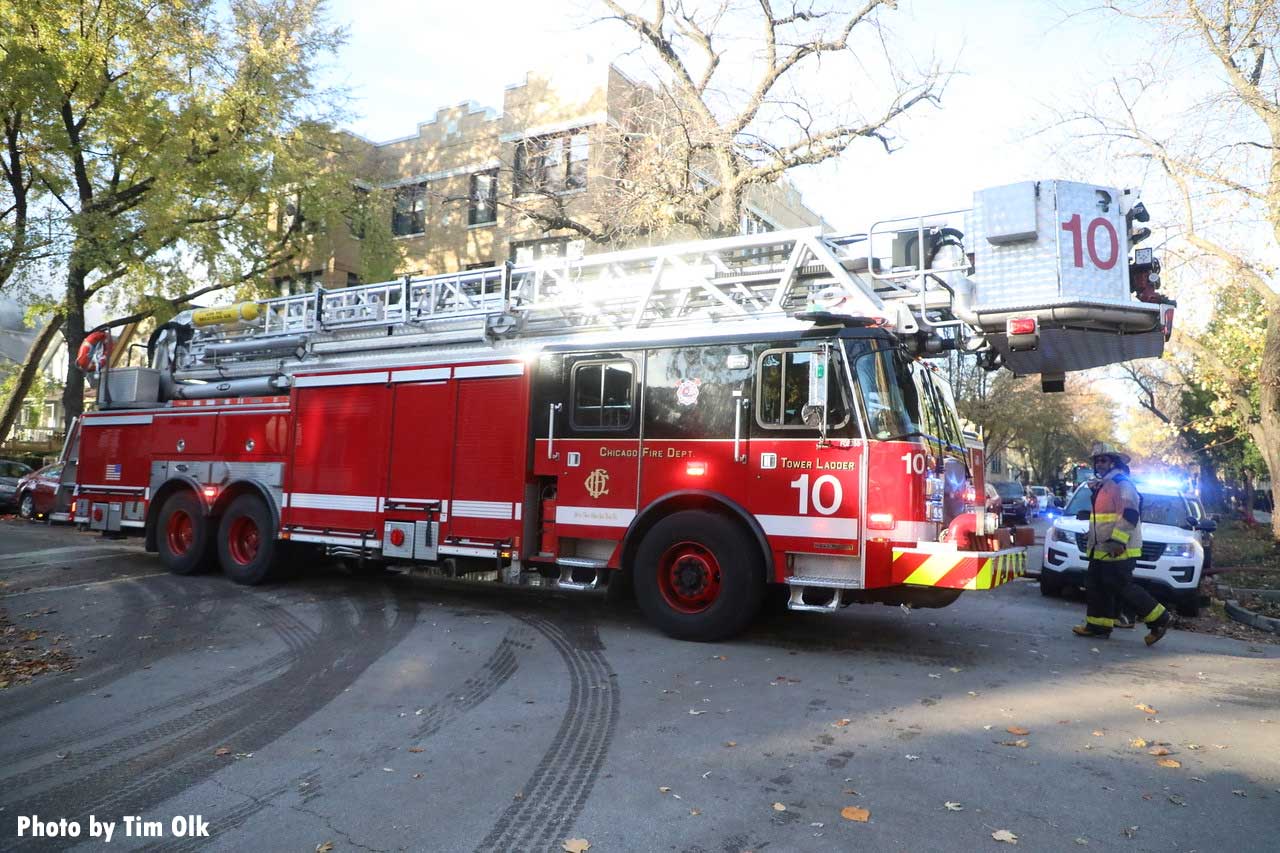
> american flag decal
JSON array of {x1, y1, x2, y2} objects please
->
[{"x1": 104, "y1": 463, "x2": 122, "y2": 481}]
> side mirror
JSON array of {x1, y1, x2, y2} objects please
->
[
  {"x1": 1197, "y1": 519, "x2": 1218, "y2": 533},
  {"x1": 1075, "y1": 510, "x2": 1090, "y2": 521}
]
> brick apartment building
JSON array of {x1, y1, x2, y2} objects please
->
[{"x1": 280, "y1": 59, "x2": 826, "y2": 291}]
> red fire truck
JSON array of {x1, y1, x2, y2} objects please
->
[{"x1": 72, "y1": 180, "x2": 1170, "y2": 640}]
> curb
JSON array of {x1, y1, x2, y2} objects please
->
[{"x1": 1215, "y1": 581, "x2": 1280, "y2": 634}]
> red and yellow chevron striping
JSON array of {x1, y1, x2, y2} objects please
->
[{"x1": 890, "y1": 547, "x2": 1026, "y2": 590}]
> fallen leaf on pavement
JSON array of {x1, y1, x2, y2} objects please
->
[
  {"x1": 690, "y1": 808, "x2": 701, "y2": 815},
  {"x1": 1148, "y1": 746, "x2": 1171, "y2": 756},
  {"x1": 1186, "y1": 743, "x2": 1202, "y2": 750},
  {"x1": 1074, "y1": 839, "x2": 1089, "y2": 846},
  {"x1": 992, "y1": 829, "x2": 1018, "y2": 844},
  {"x1": 1000, "y1": 739, "x2": 1029, "y2": 748},
  {"x1": 659, "y1": 786, "x2": 672, "y2": 794},
  {"x1": 1168, "y1": 794, "x2": 1187, "y2": 806},
  {"x1": 562, "y1": 839, "x2": 590, "y2": 853},
  {"x1": 724, "y1": 741, "x2": 737, "y2": 747},
  {"x1": 773, "y1": 802, "x2": 787, "y2": 812},
  {"x1": 843, "y1": 788, "x2": 859, "y2": 795},
  {"x1": 1156, "y1": 759, "x2": 1181, "y2": 768},
  {"x1": 1122, "y1": 826, "x2": 1139, "y2": 839},
  {"x1": 840, "y1": 806, "x2": 870, "y2": 822},
  {"x1": 412, "y1": 773, "x2": 423, "y2": 779},
  {"x1": 1006, "y1": 726, "x2": 1029, "y2": 736},
  {"x1": 1135, "y1": 704, "x2": 1158, "y2": 714},
  {"x1": 1232, "y1": 789, "x2": 1247, "y2": 797},
  {"x1": 943, "y1": 801, "x2": 963, "y2": 811},
  {"x1": 928, "y1": 673, "x2": 942, "y2": 678},
  {"x1": 905, "y1": 754, "x2": 920, "y2": 760},
  {"x1": 316, "y1": 844, "x2": 334, "y2": 853},
  {"x1": 1129, "y1": 738, "x2": 1148, "y2": 748},
  {"x1": 214, "y1": 747, "x2": 231, "y2": 757},
  {"x1": 1091, "y1": 730, "x2": 1105, "y2": 737},
  {"x1": 408, "y1": 747, "x2": 424, "y2": 753},
  {"x1": 833, "y1": 719, "x2": 851, "y2": 727},
  {"x1": 688, "y1": 709, "x2": 706, "y2": 716}
]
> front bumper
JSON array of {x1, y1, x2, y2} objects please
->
[
  {"x1": 1042, "y1": 545, "x2": 1200, "y2": 593},
  {"x1": 892, "y1": 544, "x2": 1026, "y2": 590}
]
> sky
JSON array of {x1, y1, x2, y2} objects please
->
[{"x1": 319, "y1": 0, "x2": 1151, "y2": 232}]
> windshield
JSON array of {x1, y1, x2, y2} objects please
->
[
  {"x1": 995, "y1": 482, "x2": 1024, "y2": 499},
  {"x1": 851, "y1": 346, "x2": 921, "y2": 440},
  {"x1": 1064, "y1": 485, "x2": 1191, "y2": 526},
  {"x1": 1, "y1": 461, "x2": 32, "y2": 478}
]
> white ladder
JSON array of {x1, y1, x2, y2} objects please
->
[{"x1": 176, "y1": 225, "x2": 968, "y2": 375}]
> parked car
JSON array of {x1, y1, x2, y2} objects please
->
[
  {"x1": 15, "y1": 461, "x2": 65, "y2": 520},
  {"x1": 1040, "y1": 482, "x2": 1215, "y2": 616},
  {"x1": 0, "y1": 459, "x2": 34, "y2": 511},
  {"x1": 1028, "y1": 484, "x2": 1053, "y2": 515},
  {"x1": 984, "y1": 482, "x2": 1002, "y2": 517},
  {"x1": 993, "y1": 480, "x2": 1031, "y2": 524}
]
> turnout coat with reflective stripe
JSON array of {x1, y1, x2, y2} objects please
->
[{"x1": 1085, "y1": 469, "x2": 1143, "y2": 559}]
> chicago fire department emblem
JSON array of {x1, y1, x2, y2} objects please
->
[{"x1": 584, "y1": 468, "x2": 610, "y2": 499}]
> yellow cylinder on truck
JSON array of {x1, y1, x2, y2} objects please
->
[{"x1": 191, "y1": 302, "x2": 262, "y2": 328}]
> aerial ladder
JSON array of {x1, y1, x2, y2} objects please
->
[{"x1": 99, "y1": 179, "x2": 1173, "y2": 406}]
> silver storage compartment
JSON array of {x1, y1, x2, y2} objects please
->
[{"x1": 102, "y1": 368, "x2": 161, "y2": 406}]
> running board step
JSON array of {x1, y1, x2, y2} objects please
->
[
  {"x1": 787, "y1": 583, "x2": 842, "y2": 613},
  {"x1": 556, "y1": 558, "x2": 606, "y2": 591}
]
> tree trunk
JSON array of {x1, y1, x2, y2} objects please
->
[
  {"x1": 60, "y1": 261, "x2": 89, "y2": 434},
  {"x1": 1195, "y1": 451, "x2": 1222, "y2": 513},
  {"x1": 1261, "y1": 305, "x2": 1280, "y2": 542},
  {"x1": 0, "y1": 314, "x2": 65, "y2": 446}
]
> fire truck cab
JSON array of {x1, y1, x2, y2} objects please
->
[{"x1": 72, "y1": 179, "x2": 1168, "y2": 640}]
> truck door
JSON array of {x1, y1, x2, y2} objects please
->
[
  {"x1": 748, "y1": 342, "x2": 863, "y2": 582},
  {"x1": 640, "y1": 343, "x2": 754, "y2": 509},
  {"x1": 533, "y1": 351, "x2": 643, "y2": 556}
]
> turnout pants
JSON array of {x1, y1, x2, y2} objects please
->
[{"x1": 1084, "y1": 558, "x2": 1166, "y2": 631}]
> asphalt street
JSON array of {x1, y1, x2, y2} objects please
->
[{"x1": 1, "y1": 517, "x2": 1277, "y2": 853}]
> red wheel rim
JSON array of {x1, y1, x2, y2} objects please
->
[
  {"x1": 166, "y1": 510, "x2": 194, "y2": 555},
  {"x1": 228, "y1": 515, "x2": 260, "y2": 565},
  {"x1": 657, "y1": 541, "x2": 722, "y2": 614}
]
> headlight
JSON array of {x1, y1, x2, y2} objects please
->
[
  {"x1": 1051, "y1": 526, "x2": 1074, "y2": 543},
  {"x1": 1165, "y1": 541, "x2": 1199, "y2": 559}
]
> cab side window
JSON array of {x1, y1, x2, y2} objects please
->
[
  {"x1": 571, "y1": 360, "x2": 634, "y2": 429},
  {"x1": 756, "y1": 348, "x2": 849, "y2": 430}
]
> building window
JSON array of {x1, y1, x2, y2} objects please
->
[
  {"x1": 740, "y1": 210, "x2": 776, "y2": 236},
  {"x1": 510, "y1": 237, "x2": 570, "y2": 265},
  {"x1": 346, "y1": 271, "x2": 361, "y2": 287},
  {"x1": 515, "y1": 130, "x2": 590, "y2": 195},
  {"x1": 392, "y1": 182, "x2": 427, "y2": 236},
  {"x1": 273, "y1": 269, "x2": 324, "y2": 296},
  {"x1": 469, "y1": 170, "x2": 498, "y2": 226},
  {"x1": 572, "y1": 360, "x2": 635, "y2": 430}
]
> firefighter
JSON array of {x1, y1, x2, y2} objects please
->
[{"x1": 1071, "y1": 443, "x2": 1173, "y2": 645}]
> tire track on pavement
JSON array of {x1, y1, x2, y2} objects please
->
[
  {"x1": 1, "y1": 585, "x2": 419, "y2": 849},
  {"x1": 476, "y1": 614, "x2": 618, "y2": 853}
]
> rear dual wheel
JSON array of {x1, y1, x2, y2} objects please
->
[
  {"x1": 634, "y1": 511, "x2": 765, "y2": 642},
  {"x1": 156, "y1": 491, "x2": 279, "y2": 584}
]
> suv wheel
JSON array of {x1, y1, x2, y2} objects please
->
[{"x1": 18, "y1": 492, "x2": 35, "y2": 520}]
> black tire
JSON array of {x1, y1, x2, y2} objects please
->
[
  {"x1": 216, "y1": 494, "x2": 280, "y2": 585},
  {"x1": 156, "y1": 490, "x2": 214, "y2": 575},
  {"x1": 17, "y1": 491, "x2": 35, "y2": 520},
  {"x1": 633, "y1": 510, "x2": 765, "y2": 641},
  {"x1": 1039, "y1": 575, "x2": 1063, "y2": 597}
]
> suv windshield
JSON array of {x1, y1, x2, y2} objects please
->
[
  {"x1": 1064, "y1": 485, "x2": 1191, "y2": 526},
  {"x1": 994, "y1": 482, "x2": 1024, "y2": 499}
]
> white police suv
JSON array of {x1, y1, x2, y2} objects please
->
[{"x1": 1041, "y1": 481, "x2": 1215, "y2": 616}]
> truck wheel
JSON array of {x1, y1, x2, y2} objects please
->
[
  {"x1": 18, "y1": 492, "x2": 35, "y2": 520},
  {"x1": 217, "y1": 494, "x2": 279, "y2": 585},
  {"x1": 157, "y1": 490, "x2": 214, "y2": 575},
  {"x1": 633, "y1": 510, "x2": 765, "y2": 642}
]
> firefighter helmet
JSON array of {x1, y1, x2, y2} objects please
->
[{"x1": 1089, "y1": 441, "x2": 1131, "y2": 467}]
